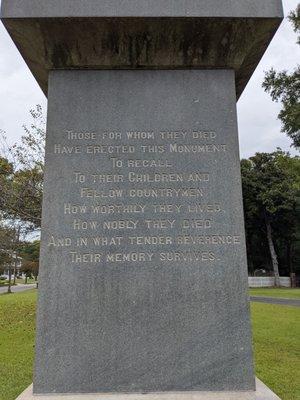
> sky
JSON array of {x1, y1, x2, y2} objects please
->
[{"x1": 0, "y1": 0, "x2": 299, "y2": 159}]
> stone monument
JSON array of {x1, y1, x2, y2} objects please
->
[{"x1": 1, "y1": 1, "x2": 283, "y2": 399}]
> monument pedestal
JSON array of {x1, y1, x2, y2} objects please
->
[
  {"x1": 16, "y1": 380, "x2": 280, "y2": 400},
  {"x1": 2, "y1": 1, "x2": 283, "y2": 398}
]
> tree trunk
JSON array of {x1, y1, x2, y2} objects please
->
[
  {"x1": 7, "y1": 265, "x2": 12, "y2": 294},
  {"x1": 25, "y1": 276, "x2": 28, "y2": 284},
  {"x1": 13, "y1": 257, "x2": 17, "y2": 285},
  {"x1": 247, "y1": 233, "x2": 254, "y2": 276},
  {"x1": 286, "y1": 240, "x2": 292, "y2": 274},
  {"x1": 265, "y1": 213, "x2": 280, "y2": 287},
  {"x1": 13, "y1": 226, "x2": 21, "y2": 285}
]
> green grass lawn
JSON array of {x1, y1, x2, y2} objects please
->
[
  {"x1": 0, "y1": 290, "x2": 36, "y2": 400},
  {"x1": 16, "y1": 278, "x2": 36, "y2": 285},
  {"x1": 0, "y1": 291, "x2": 299, "y2": 400},
  {"x1": 251, "y1": 303, "x2": 300, "y2": 400},
  {"x1": 250, "y1": 288, "x2": 300, "y2": 299}
]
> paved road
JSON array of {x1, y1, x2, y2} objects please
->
[
  {"x1": 1, "y1": 287, "x2": 299, "y2": 306},
  {"x1": 0, "y1": 283, "x2": 36, "y2": 294},
  {"x1": 250, "y1": 296, "x2": 300, "y2": 307}
]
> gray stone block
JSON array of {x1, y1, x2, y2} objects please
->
[
  {"x1": 1, "y1": 1, "x2": 283, "y2": 98},
  {"x1": 34, "y1": 69, "x2": 254, "y2": 394},
  {"x1": 1, "y1": 0, "x2": 283, "y2": 18},
  {"x1": 16, "y1": 379, "x2": 281, "y2": 399}
]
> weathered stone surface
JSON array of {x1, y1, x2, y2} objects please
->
[
  {"x1": 17, "y1": 379, "x2": 281, "y2": 400},
  {"x1": 1, "y1": 1, "x2": 283, "y2": 98},
  {"x1": 1, "y1": 2, "x2": 284, "y2": 397},
  {"x1": 1, "y1": 0, "x2": 283, "y2": 18},
  {"x1": 34, "y1": 69, "x2": 254, "y2": 394}
]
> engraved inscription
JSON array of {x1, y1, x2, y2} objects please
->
[{"x1": 47, "y1": 129, "x2": 240, "y2": 265}]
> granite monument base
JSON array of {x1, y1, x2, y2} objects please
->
[
  {"x1": 16, "y1": 380, "x2": 280, "y2": 400},
  {"x1": 33, "y1": 70, "x2": 255, "y2": 394}
]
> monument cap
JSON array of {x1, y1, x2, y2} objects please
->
[{"x1": 1, "y1": 0, "x2": 283, "y2": 98}]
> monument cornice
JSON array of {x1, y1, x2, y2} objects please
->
[{"x1": 1, "y1": 1, "x2": 283, "y2": 98}]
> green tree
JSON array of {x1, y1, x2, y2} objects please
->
[
  {"x1": 262, "y1": 5, "x2": 300, "y2": 149},
  {"x1": 20, "y1": 241, "x2": 40, "y2": 283},
  {"x1": 0, "y1": 106, "x2": 45, "y2": 291},
  {"x1": 0, "y1": 223, "x2": 19, "y2": 293},
  {"x1": 0, "y1": 155, "x2": 40, "y2": 286},
  {"x1": 0, "y1": 158, "x2": 43, "y2": 228},
  {"x1": 241, "y1": 150, "x2": 299, "y2": 286},
  {"x1": 0, "y1": 105, "x2": 45, "y2": 229}
]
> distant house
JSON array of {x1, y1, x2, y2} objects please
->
[{"x1": 0, "y1": 250, "x2": 22, "y2": 278}]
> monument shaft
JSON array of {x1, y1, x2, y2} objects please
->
[
  {"x1": 1, "y1": 0, "x2": 284, "y2": 397},
  {"x1": 34, "y1": 69, "x2": 254, "y2": 394}
]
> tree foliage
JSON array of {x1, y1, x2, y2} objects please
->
[
  {"x1": 0, "y1": 225, "x2": 14, "y2": 270},
  {"x1": 0, "y1": 105, "x2": 45, "y2": 229},
  {"x1": 262, "y1": 5, "x2": 300, "y2": 149},
  {"x1": 241, "y1": 150, "x2": 300, "y2": 280},
  {"x1": 0, "y1": 158, "x2": 43, "y2": 228},
  {"x1": 290, "y1": 4, "x2": 300, "y2": 45},
  {"x1": 0, "y1": 106, "x2": 45, "y2": 288},
  {"x1": 0, "y1": 222, "x2": 21, "y2": 292},
  {"x1": 20, "y1": 240, "x2": 40, "y2": 280}
]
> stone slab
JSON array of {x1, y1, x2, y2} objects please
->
[
  {"x1": 1, "y1": 0, "x2": 283, "y2": 18},
  {"x1": 1, "y1": 1, "x2": 283, "y2": 98},
  {"x1": 34, "y1": 69, "x2": 254, "y2": 394},
  {"x1": 16, "y1": 380, "x2": 281, "y2": 400}
]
